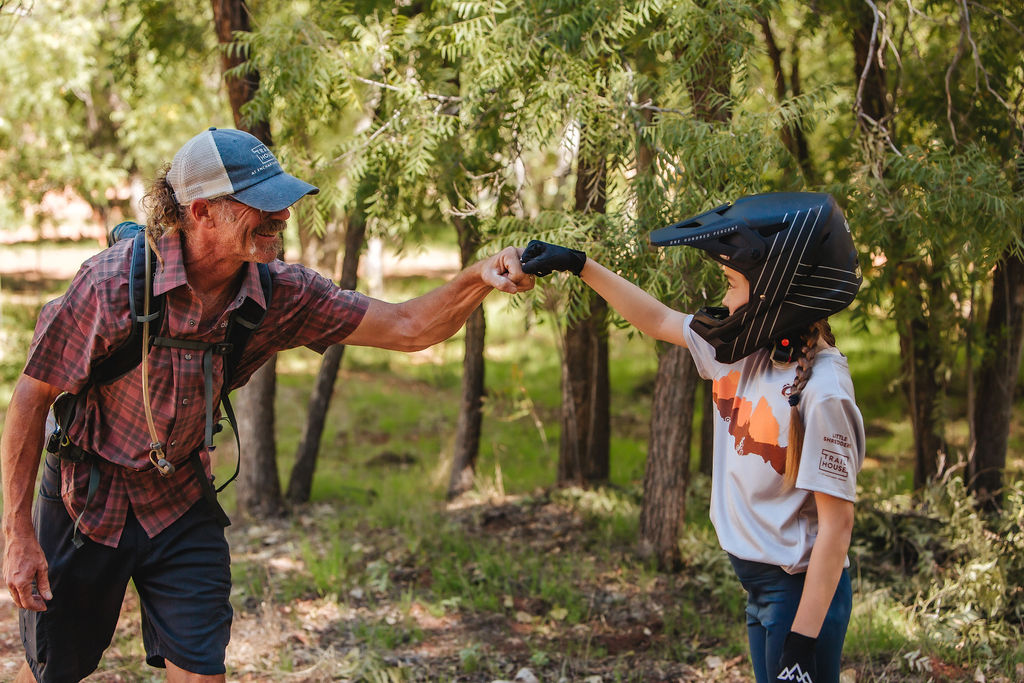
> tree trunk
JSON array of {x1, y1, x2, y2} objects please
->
[
  {"x1": 235, "y1": 358, "x2": 284, "y2": 517},
  {"x1": 852, "y1": 2, "x2": 891, "y2": 146},
  {"x1": 851, "y1": 2, "x2": 947, "y2": 487},
  {"x1": 632, "y1": 63, "x2": 700, "y2": 566},
  {"x1": 286, "y1": 216, "x2": 367, "y2": 503},
  {"x1": 970, "y1": 154, "x2": 1024, "y2": 508},
  {"x1": 447, "y1": 212, "x2": 487, "y2": 499},
  {"x1": 639, "y1": 343, "x2": 699, "y2": 570},
  {"x1": 900, "y1": 312, "x2": 947, "y2": 487},
  {"x1": 558, "y1": 295, "x2": 611, "y2": 486},
  {"x1": 698, "y1": 379, "x2": 714, "y2": 477},
  {"x1": 556, "y1": 144, "x2": 609, "y2": 487},
  {"x1": 448, "y1": 305, "x2": 486, "y2": 498},
  {"x1": 211, "y1": 0, "x2": 270, "y2": 141},
  {"x1": 635, "y1": 12, "x2": 732, "y2": 568},
  {"x1": 211, "y1": 0, "x2": 282, "y2": 516},
  {"x1": 970, "y1": 253, "x2": 1024, "y2": 506},
  {"x1": 757, "y1": 14, "x2": 815, "y2": 182},
  {"x1": 632, "y1": 18, "x2": 733, "y2": 567}
]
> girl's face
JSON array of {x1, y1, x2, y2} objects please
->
[{"x1": 721, "y1": 264, "x2": 750, "y2": 315}]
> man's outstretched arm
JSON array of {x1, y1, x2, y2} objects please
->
[{"x1": 342, "y1": 246, "x2": 533, "y2": 352}]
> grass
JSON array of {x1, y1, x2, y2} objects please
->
[{"x1": 3, "y1": 240, "x2": 1024, "y2": 681}]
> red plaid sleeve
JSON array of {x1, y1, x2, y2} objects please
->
[
  {"x1": 24, "y1": 242, "x2": 135, "y2": 393},
  {"x1": 226, "y1": 262, "x2": 369, "y2": 388}
]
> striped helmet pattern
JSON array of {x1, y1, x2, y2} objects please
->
[{"x1": 650, "y1": 193, "x2": 862, "y2": 363}]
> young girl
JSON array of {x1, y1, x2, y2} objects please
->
[{"x1": 521, "y1": 192, "x2": 865, "y2": 683}]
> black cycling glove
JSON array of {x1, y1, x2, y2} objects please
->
[
  {"x1": 776, "y1": 631, "x2": 817, "y2": 682},
  {"x1": 520, "y1": 239, "x2": 587, "y2": 277}
]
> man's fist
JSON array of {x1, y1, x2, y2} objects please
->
[{"x1": 520, "y1": 240, "x2": 586, "y2": 277}]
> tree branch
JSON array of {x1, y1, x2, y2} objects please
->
[
  {"x1": 958, "y1": 0, "x2": 1023, "y2": 138},
  {"x1": 944, "y1": 1, "x2": 969, "y2": 146},
  {"x1": 330, "y1": 110, "x2": 401, "y2": 164},
  {"x1": 0, "y1": 0, "x2": 33, "y2": 37},
  {"x1": 856, "y1": 0, "x2": 902, "y2": 157},
  {"x1": 631, "y1": 100, "x2": 688, "y2": 117},
  {"x1": 352, "y1": 75, "x2": 461, "y2": 103}
]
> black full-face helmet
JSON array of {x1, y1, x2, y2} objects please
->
[{"x1": 650, "y1": 192, "x2": 862, "y2": 364}]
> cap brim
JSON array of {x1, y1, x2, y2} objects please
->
[{"x1": 230, "y1": 171, "x2": 319, "y2": 213}]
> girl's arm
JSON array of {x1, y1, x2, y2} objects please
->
[
  {"x1": 579, "y1": 260, "x2": 689, "y2": 348},
  {"x1": 790, "y1": 492, "x2": 854, "y2": 637}
]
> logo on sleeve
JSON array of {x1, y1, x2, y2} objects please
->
[
  {"x1": 818, "y1": 449, "x2": 850, "y2": 481},
  {"x1": 823, "y1": 432, "x2": 851, "y2": 449}
]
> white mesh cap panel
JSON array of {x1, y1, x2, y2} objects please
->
[{"x1": 167, "y1": 130, "x2": 234, "y2": 203}]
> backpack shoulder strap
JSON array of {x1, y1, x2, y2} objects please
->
[
  {"x1": 209, "y1": 261, "x2": 272, "y2": 494},
  {"x1": 221, "y1": 261, "x2": 272, "y2": 390},
  {"x1": 92, "y1": 230, "x2": 163, "y2": 385}
]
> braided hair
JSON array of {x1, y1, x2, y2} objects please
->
[{"x1": 783, "y1": 319, "x2": 836, "y2": 489}]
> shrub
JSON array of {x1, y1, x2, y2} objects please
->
[{"x1": 852, "y1": 469, "x2": 1024, "y2": 661}]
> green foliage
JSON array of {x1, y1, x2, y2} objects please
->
[
  {"x1": 0, "y1": 0, "x2": 227, "y2": 229},
  {"x1": 7, "y1": 0, "x2": 1024, "y2": 675},
  {"x1": 850, "y1": 141, "x2": 1024, "y2": 442},
  {"x1": 852, "y1": 471, "x2": 1024, "y2": 663}
]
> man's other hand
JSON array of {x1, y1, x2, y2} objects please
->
[{"x1": 3, "y1": 533, "x2": 51, "y2": 611}]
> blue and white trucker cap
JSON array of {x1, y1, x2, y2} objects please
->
[{"x1": 167, "y1": 127, "x2": 318, "y2": 213}]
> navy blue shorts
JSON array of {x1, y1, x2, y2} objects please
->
[{"x1": 20, "y1": 454, "x2": 233, "y2": 681}]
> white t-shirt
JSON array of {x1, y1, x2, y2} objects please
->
[{"x1": 683, "y1": 315, "x2": 865, "y2": 573}]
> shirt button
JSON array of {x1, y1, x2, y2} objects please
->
[
  {"x1": 220, "y1": 321, "x2": 228, "y2": 328},
  {"x1": 184, "y1": 353, "x2": 192, "y2": 360},
  {"x1": 188, "y1": 319, "x2": 196, "y2": 327},
  {"x1": 182, "y1": 398, "x2": 190, "y2": 405},
  {"x1": 170, "y1": 440, "x2": 177, "y2": 446}
]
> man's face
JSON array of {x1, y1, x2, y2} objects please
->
[{"x1": 212, "y1": 199, "x2": 290, "y2": 264}]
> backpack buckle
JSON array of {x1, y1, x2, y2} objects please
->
[{"x1": 213, "y1": 342, "x2": 234, "y2": 355}]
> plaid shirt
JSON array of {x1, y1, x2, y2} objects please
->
[{"x1": 25, "y1": 232, "x2": 368, "y2": 547}]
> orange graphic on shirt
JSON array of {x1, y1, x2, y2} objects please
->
[{"x1": 713, "y1": 371, "x2": 787, "y2": 474}]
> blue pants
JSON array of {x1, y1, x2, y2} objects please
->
[{"x1": 728, "y1": 554, "x2": 852, "y2": 683}]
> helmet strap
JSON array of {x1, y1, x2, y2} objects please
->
[{"x1": 771, "y1": 335, "x2": 800, "y2": 364}]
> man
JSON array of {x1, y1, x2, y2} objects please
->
[{"x1": 1, "y1": 127, "x2": 534, "y2": 682}]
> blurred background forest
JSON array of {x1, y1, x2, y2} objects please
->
[{"x1": 1, "y1": 0, "x2": 1024, "y2": 681}]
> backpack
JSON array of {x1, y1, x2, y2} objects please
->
[
  {"x1": 95, "y1": 221, "x2": 272, "y2": 388},
  {"x1": 47, "y1": 221, "x2": 273, "y2": 538}
]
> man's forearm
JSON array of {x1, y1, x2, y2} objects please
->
[
  {"x1": 400, "y1": 260, "x2": 493, "y2": 347},
  {"x1": 1, "y1": 376, "x2": 58, "y2": 538},
  {"x1": 342, "y1": 247, "x2": 531, "y2": 352}
]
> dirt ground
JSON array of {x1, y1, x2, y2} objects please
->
[{"x1": 0, "y1": 499, "x2": 760, "y2": 683}]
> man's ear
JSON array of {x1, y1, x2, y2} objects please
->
[{"x1": 187, "y1": 198, "x2": 218, "y2": 230}]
